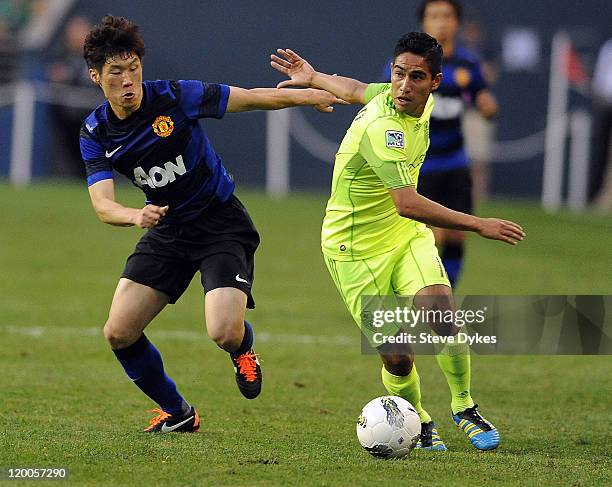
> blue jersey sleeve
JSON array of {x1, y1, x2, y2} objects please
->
[
  {"x1": 80, "y1": 126, "x2": 113, "y2": 186},
  {"x1": 177, "y1": 80, "x2": 230, "y2": 119},
  {"x1": 381, "y1": 57, "x2": 392, "y2": 82}
]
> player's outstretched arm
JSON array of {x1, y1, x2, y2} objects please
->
[
  {"x1": 271, "y1": 48, "x2": 368, "y2": 105},
  {"x1": 390, "y1": 186, "x2": 525, "y2": 245},
  {"x1": 226, "y1": 86, "x2": 347, "y2": 113},
  {"x1": 88, "y1": 179, "x2": 168, "y2": 228}
]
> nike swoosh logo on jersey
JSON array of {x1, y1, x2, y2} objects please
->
[
  {"x1": 235, "y1": 274, "x2": 249, "y2": 284},
  {"x1": 160, "y1": 415, "x2": 194, "y2": 432},
  {"x1": 105, "y1": 146, "x2": 122, "y2": 158}
]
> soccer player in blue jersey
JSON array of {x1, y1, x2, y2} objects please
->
[
  {"x1": 80, "y1": 15, "x2": 344, "y2": 433},
  {"x1": 384, "y1": 0, "x2": 498, "y2": 288}
]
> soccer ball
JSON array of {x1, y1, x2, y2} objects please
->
[{"x1": 356, "y1": 396, "x2": 421, "y2": 459}]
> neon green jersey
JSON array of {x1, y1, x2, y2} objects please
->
[{"x1": 321, "y1": 83, "x2": 434, "y2": 261}]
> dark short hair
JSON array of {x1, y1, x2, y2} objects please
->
[
  {"x1": 83, "y1": 15, "x2": 145, "y2": 72},
  {"x1": 393, "y1": 32, "x2": 443, "y2": 75},
  {"x1": 417, "y1": 0, "x2": 463, "y2": 22}
]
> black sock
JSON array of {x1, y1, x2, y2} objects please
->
[
  {"x1": 442, "y1": 242, "x2": 464, "y2": 288},
  {"x1": 231, "y1": 321, "x2": 254, "y2": 357}
]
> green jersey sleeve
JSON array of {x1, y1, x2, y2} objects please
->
[
  {"x1": 360, "y1": 118, "x2": 415, "y2": 189},
  {"x1": 364, "y1": 83, "x2": 391, "y2": 104}
]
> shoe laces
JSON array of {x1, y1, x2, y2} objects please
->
[
  {"x1": 460, "y1": 404, "x2": 492, "y2": 431},
  {"x1": 147, "y1": 408, "x2": 171, "y2": 427},
  {"x1": 235, "y1": 351, "x2": 259, "y2": 382}
]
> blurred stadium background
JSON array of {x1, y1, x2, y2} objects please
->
[
  {"x1": 1, "y1": 1, "x2": 611, "y2": 485},
  {"x1": 1, "y1": 0, "x2": 611, "y2": 211}
]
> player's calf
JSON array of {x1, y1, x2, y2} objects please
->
[{"x1": 205, "y1": 289, "x2": 262, "y2": 399}]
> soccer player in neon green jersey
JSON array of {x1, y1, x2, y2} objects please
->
[{"x1": 271, "y1": 32, "x2": 525, "y2": 451}]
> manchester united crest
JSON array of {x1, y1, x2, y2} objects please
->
[
  {"x1": 454, "y1": 67, "x2": 472, "y2": 88},
  {"x1": 152, "y1": 115, "x2": 174, "y2": 137}
]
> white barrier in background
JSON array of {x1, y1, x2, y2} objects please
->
[
  {"x1": 2, "y1": 81, "x2": 102, "y2": 186},
  {"x1": 266, "y1": 108, "x2": 291, "y2": 197},
  {"x1": 266, "y1": 105, "x2": 591, "y2": 210},
  {"x1": 0, "y1": 69, "x2": 592, "y2": 212},
  {"x1": 542, "y1": 32, "x2": 570, "y2": 212},
  {"x1": 568, "y1": 110, "x2": 591, "y2": 211},
  {"x1": 9, "y1": 82, "x2": 36, "y2": 186}
]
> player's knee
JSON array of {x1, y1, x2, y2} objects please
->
[
  {"x1": 415, "y1": 286, "x2": 459, "y2": 335},
  {"x1": 207, "y1": 318, "x2": 243, "y2": 351},
  {"x1": 416, "y1": 284, "x2": 452, "y2": 298},
  {"x1": 381, "y1": 352, "x2": 414, "y2": 376},
  {"x1": 103, "y1": 320, "x2": 137, "y2": 350}
]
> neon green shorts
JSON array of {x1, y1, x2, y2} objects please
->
[{"x1": 323, "y1": 226, "x2": 450, "y2": 346}]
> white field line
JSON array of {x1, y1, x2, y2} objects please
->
[{"x1": 0, "y1": 324, "x2": 356, "y2": 346}]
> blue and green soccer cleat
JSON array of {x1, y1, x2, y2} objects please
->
[
  {"x1": 452, "y1": 404, "x2": 500, "y2": 451},
  {"x1": 415, "y1": 421, "x2": 447, "y2": 451}
]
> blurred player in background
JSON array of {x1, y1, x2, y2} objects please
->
[
  {"x1": 0, "y1": 18, "x2": 17, "y2": 85},
  {"x1": 272, "y1": 34, "x2": 523, "y2": 451},
  {"x1": 589, "y1": 38, "x2": 612, "y2": 210},
  {"x1": 81, "y1": 15, "x2": 343, "y2": 433},
  {"x1": 383, "y1": 0, "x2": 498, "y2": 288},
  {"x1": 458, "y1": 18, "x2": 498, "y2": 202},
  {"x1": 0, "y1": 0, "x2": 36, "y2": 85}
]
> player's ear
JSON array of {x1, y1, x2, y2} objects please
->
[
  {"x1": 431, "y1": 72, "x2": 443, "y2": 92},
  {"x1": 89, "y1": 68, "x2": 101, "y2": 86}
]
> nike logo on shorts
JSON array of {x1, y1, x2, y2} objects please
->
[
  {"x1": 105, "y1": 146, "x2": 122, "y2": 158},
  {"x1": 160, "y1": 415, "x2": 194, "y2": 432},
  {"x1": 235, "y1": 274, "x2": 249, "y2": 284}
]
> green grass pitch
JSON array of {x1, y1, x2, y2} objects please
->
[{"x1": 0, "y1": 183, "x2": 610, "y2": 486}]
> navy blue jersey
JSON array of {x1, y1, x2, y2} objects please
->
[
  {"x1": 382, "y1": 46, "x2": 487, "y2": 174},
  {"x1": 80, "y1": 80, "x2": 233, "y2": 222}
]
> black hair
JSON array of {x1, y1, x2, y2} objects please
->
[
  {"x1": 392, "y1": 32, "x2": 443, "y2": 75},
  {"x1": 83, "y1": 15, "x2": 145, "y2": 72},
  {"x1": 417, "y1": 0, "x2": 463, "y2": 22}
]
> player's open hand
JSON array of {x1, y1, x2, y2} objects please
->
[
  {"x1": 476, "y1": 217, "x2": 525, "y2": 245},
  {"x1": 133, "y1": 204, "x2": 169, "y2": 228},
  {"x1": 271, "y1": 49, "x2": 316, "y2": 88}
]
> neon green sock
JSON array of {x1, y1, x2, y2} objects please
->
[
  {"x1": 381, "y1": 364, "x2": 431, "y2": 423},
  {"x1": 435, "y1": 343, "x2": 474, "y2": 414}
]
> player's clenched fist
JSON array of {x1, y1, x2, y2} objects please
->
[
  {"x1": 308, "y1": 89, "x2": 348, "y2": 113},
  {"x1": 132, "y1": 204, "x2": 169, "y2": 228},
  {"x1": 476, "y1": 218, "x2": 526, "y2": 245}
]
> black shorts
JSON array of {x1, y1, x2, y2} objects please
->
[
  {"x1": 417, "y1": 166, "x2": 473, "y2": 214},
  {"x1": 121, "y1": 195, "x2": 260, "y2": 308}
]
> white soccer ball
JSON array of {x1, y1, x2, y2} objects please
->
[{"x1": 356, "y1": 396, "x2": 421, "y2": 459}]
